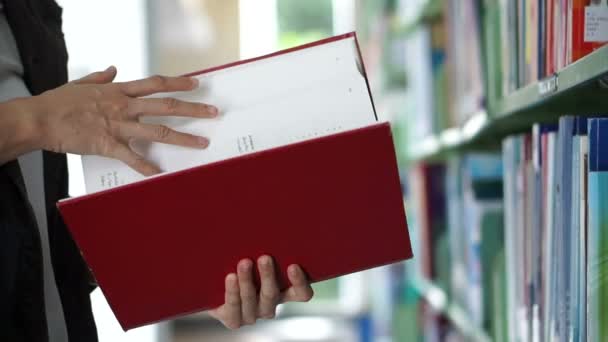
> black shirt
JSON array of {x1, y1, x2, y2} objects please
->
[{"x1": 0, "y1": 0, "x2": 97, "y2": 341}]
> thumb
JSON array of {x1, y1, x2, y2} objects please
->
[{"x1": 72, "y1": 66, "x2": 117, "y2": 84}]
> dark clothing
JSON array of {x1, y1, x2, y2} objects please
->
[{"x1": 0, "y1": 0, "x2": 97, "y2": 341}]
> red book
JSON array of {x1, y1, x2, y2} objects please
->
[
  {"x1": 57, "y1": 34, "x2": 412, "y2": 330},
  {"x1": 570, "y1": 0, "x2": 608, "y2": 63}
]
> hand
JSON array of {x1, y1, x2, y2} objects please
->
[
  {"x1": 208, "y1": 256, "x2": 314, "y2": 329},
  {"x1": 31, "y1": 66, "x2": 217, "y2": 175}
]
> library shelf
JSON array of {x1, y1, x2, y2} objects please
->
[
  {"x1": 408, "y1": 44, "x2": 608, "y2": 162},
  {"x1": 409, "y1": 277, "x2": 492, "y2": 342}
]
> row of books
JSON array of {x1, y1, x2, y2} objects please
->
[
  {"x1": 500, "y1": 0, "x2": 608, "y2": 94},
  {"x1": 405, "y1": 117, "x2": 608, "y2": 341},
  {"x1": 399, "y1": 0, "x2": 608, "y2": 147},
  {"x1": 406, "y1": 154, "x2": 507, "y2": 341},
  {"x1": 503, "y1": 116, "x2": 608, "y2": 342}
]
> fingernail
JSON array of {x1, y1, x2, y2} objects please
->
[
  {"x1": 208, "y1": 105, "x2": 219, "y2": 117},
  {"x1": 105, "y1": 65, "x2": 116, "y2": 73},
  {"x1": 289, "y1": 265, "x2": 298, "y2": 276},
  {"x1": 259, "y1": 256, "x2": 271, "y2": 267},
  {"x1": 197, "y1": 136, "x2": 209, "y2": 148},
  {"x1": 239, "y1": 260, "x2": 252, "y2": 272},
  {"x1": 190, "y1": 77, "x2": 199, "y2": 88}
]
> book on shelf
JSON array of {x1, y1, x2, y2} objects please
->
[
  {"x1": 407, "y1": 163, "x2": 447, "y2": 282},
  {"x1": 462, "y1": 155, "x2": 504, "y2": 332},
  {"x1": 501, "y1": 115, "x2": 608, "y2": 342},
  {"x1": 445, "y1": 0, "x2": 485, "y2": 125},
  {"x1": 408, "y1": 153, "x2": 506, "y2": 340},
  {"x1": 587, "y1": 118, "x2": 608, "y2": 342},
  {"x1": 57, "y1": 33, "x2": 412, "y2": 330}
]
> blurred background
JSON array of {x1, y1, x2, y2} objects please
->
[{"x1": 55, "y1": 0, "x2": 608, "y2": 341}]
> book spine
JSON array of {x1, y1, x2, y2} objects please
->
[
  {"x1": 587, "y1": 118, "x2": 608, "y2": 342},
  {"x1": 519, "y1": 0, "x2": 528, "y2": 86},
  {"x1": 539, "y1": 0, "x2": 547, "y2": 79},
  {"x1": 546, "y1": 0, "x2": 556, "y2": 75}
]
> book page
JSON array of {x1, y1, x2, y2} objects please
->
[{"x1": 82, "y1": 36, "x2": 376, "y2": 194}]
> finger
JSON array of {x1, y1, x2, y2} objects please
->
[
  {"x1": 237, "y1": 259, "x2": 257, "y2": 325},
  {"x1": 106, "y1": 142, "x2": 161, "y2": 176},
  {"x1": 127, "y1": 97, "x2": 218, "y2": 119},
  {"x1": 73, "y1": 66, "x2": 117, "y2": 85},
  {"x1": 281, "y1": 264, "x2": 314, "y2": 303},
  {"x1": 116, "y1": 122, "x2": 209, "y2": 149},
  {"x1": 257, "y1": 255, "x2": 280, "y2": 319},
  {"x1": 222, "y1": 273, "x2": 242, "y2": 330},
  {"x1": 119, "y1": 75, "x2": 198, "y2": 97}
]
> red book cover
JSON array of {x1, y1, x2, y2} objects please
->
[
  {"x1": 570, "y1": 0, "x2": 608, "y2": 63},
  {"x1": 58, "y1": 122, "x2": 411, "y2": 330}
]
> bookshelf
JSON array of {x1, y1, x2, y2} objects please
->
[
  {"x1": 369, "y1": 0, "x2": 608, "y2": 341},
  {"x1": 408, "y1": 44, "x2": 608, "y2": 162}
]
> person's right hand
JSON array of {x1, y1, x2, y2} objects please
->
[{"x1": 30, "y1": 66, "x2": 217, "y2": 175}]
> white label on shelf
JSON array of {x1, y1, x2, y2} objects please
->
[
  {"x1": 538, "y1": 75, "x2": 558, "y2": 96},
  {"x1": 585, "y1": 6, "x2": 608, "y2": 42}
]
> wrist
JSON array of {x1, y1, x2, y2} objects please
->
[{"x1": 7, "y1": 96, "x2": 46, "y2": 151}]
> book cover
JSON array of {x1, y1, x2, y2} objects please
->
[
  {"x1": 570, "y1": 0, "x2": 608, "y2": 63},
  {"x1": 59, "y1": 122, "x2": 411, "y2": 330}
]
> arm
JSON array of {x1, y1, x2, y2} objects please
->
[{"x1": 0, "y1": 97, "x2": 43, "y2": 165}]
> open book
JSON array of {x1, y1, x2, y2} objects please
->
[
  {"x1": 59, "y1": 33, "x2": 411, "y2": 330},
  {"x1": 83, "y1": 33, "x2": 376, "y2": 193}
]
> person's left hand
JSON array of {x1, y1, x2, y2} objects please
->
[{"x1": 208, "y1": 255, "x2": 314, "y2": 329}]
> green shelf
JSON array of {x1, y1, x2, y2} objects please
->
[
  {"x1": 409, "y1": 44, "x2": 608, "y2": 162},
  {"x1": 410, "y1": 277, "x2": 492, "y2": 342}
]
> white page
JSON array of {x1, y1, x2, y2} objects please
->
[{"x1": 82, "y1": 36, "x2": 376, "y2": 194}]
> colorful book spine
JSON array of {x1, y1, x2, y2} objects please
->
[
  {"x1": 526, "y1": 0, "x2": 540, "y2": 83},
  {"x1": 540, "y1": 124, "x2": 558, "y2": 342},
  {"x1": 546, "y1": 0, "x2": 555, "y2": 75},
  {"x1": 587, "y1": 118, "x2": 608, "y2": 342},
  {"x1": 502, "y1": 136, "x2": 520, "y2": 342},
  {"x1": 569, "y1": 117, "x2": 588, "y2": 341},
  {"x1": 556, "y1": 116, "x2": 575, "y2": 342},
  {"x1": 539, "y1": 0, "x2": 547, "y2": 79}
]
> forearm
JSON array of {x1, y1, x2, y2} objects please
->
[{"x1": 0, "y1": 97, "x2": 43, "y2": 165}]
